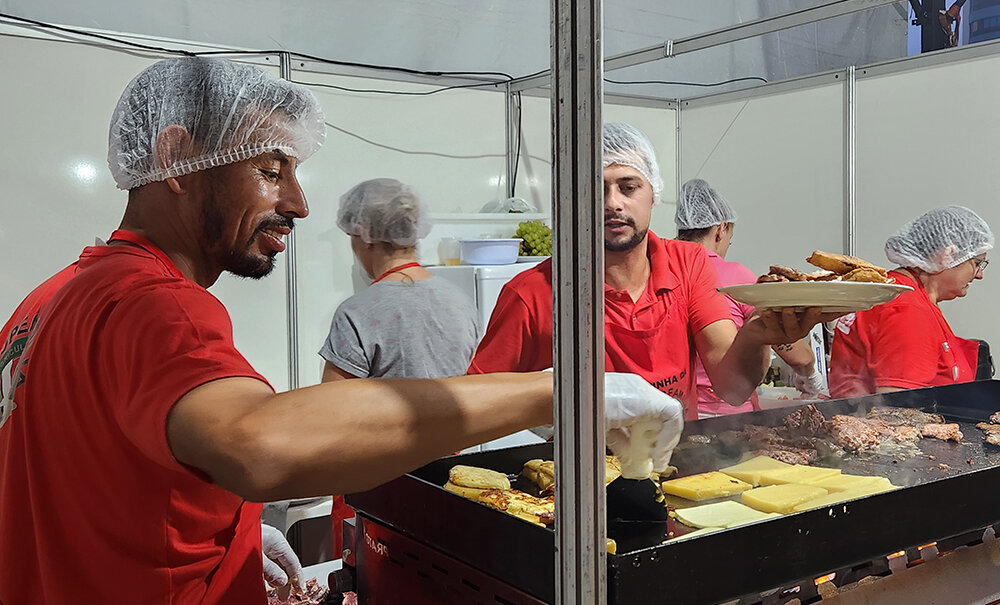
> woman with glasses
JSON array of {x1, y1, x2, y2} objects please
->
[{"x1": 829, "y1": 205, "x2": 993, "y2": 398}]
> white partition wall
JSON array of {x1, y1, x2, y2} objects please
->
[
  {"x1": 676, "y1": 40, "x2": 1000, "y2": 358},
  {"x1": 855, "y1": 49, "x2": 1000, "y2": 352},
  {"x1": 0, "y1": 27, "x2": 680, "y2": 391},
  {"x1": 678, "y1": 80, "x2": 846, "y2": 277}
]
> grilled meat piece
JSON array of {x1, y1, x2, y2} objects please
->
[
  {"x1": 990, "y1": 412, "x2": 1000, "y2": 425},
  {"x1": 892, "y1": 425, "x2": 922, "y2": 444},
  {"x1": 783, "y1": 404, "x2": 832, "y2": 438},
  {"x1": 867, "y1": 406, "x2": 946, "y2": 427},
  {"x1": 756, "y1": 273, "x2": 789, "y2": 283},
  {"x1": 267, "y1": 578, "x2": 329, "y2": 605},
  {"x1": 921, "y1": 423, "x2": 964, "y2": 442},
  {"x1": 769, "y1": 265, "x2": 812, "y2": 281},
  {"x1": 750, "y1": 447, "x2": 816, "y2": 466},
  {"x1": 742, "y1": 424, "x2": 785, "y2": 449},
  {"x1": 977, "y1": 422, "x2": 1000, "y2": 446},
  {"x1": 831, "y1": 415, "x2": 883, "y2": 452}
]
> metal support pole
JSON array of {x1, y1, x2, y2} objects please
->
[
  {"x1": 551, "y1": 0, "x2": 605, "y2": 603},
  {"x1": 844, "y1": 66, "x2": 856, "y2": 256},
  {"x1": 505, "y1": 83, "x2": 517, "y2": 199},
  {"x1": 279, "y1": 51, "x2": 300, "y2": 391},
  {"x1": 675, "y1": 101, "x2": 683, "y2": 202}
]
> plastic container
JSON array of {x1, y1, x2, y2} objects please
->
[
  {"x1": 459, "y1": 238, "x2": 522, "y2": 265},
  {"x1": 438, "y1": 237, "x2": 461, "y2": 266},
  {"x1": 756, "y1": 385, "x2": 812, "y2": 410}
]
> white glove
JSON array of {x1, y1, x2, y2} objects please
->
[
  {"x1": 791, "y1": 368, "x2": 825, "y2": 397},
  {"x1": 261, "y1": 523, "x2": 304, "y2": 599},
  {"x1": 604, "y1": 373, "x2": 684, "y2": 475}
]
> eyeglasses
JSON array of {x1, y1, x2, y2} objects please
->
[{"x1": 972, "y1": 258, "x2": 989, "y2": 272}]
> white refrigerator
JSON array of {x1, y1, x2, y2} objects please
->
[{"x1": 427, "y1": 261, "x2": 547, "y2": 452}]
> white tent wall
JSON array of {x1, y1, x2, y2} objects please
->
[
  {"x1": 677, "y1": 80, "x2": 846, "y2": 275},
  {"x1": 0, "y1": 27, "x2": 678, "y2": 391},
  {"x1": 854, "y1": 49, "x2": 1000, "y2": 355},
  {"x1": 0, "y1": 1, "x2": 907, "y2": 98},
  {"x1": 677, "y1": 42, "x2": 1000, "y2": 360}
]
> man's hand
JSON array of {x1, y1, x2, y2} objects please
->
[
  {"x1": 604, "y1": 373, "x2": 684, "y2": 474},
  {"x1": 262, "y1": 523, "x2": 304, "y2": 600},
  {"x1": 755, "y1": 308, "x2": 843, "y2": 345}
]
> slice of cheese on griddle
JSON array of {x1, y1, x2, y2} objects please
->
[
  {"x1": 720, "y1": 455, "x2": 792, "y2": 486},
  {"x1": 674, "y1": 500, "x2": 780, "y2": 529},
  {"x1": 804, "y1": 474, "x2": 894, "y2": 493},
  {"x1": 664, "y1": 526, "x2": 724, "y2": 543},
  {"x1": 741, "y1": 484, "x2": 829, "y2": 514},
  {"x1": 792, "y1": 482, "x2": 897, "y2": 513},
  {"x1": 756, "y1": 465, "x2": 841, "y2": 486},
  {"x1": 661, "y1": 471, "x2": 752, "y2": 501}
]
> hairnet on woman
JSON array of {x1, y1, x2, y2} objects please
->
[{"x1": 829, "y1": 205, "x2": 994, "y2": 398}]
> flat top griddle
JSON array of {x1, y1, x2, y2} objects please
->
[{"x1": 348, "y1": 380, "x2": 1000, "y2": 605}]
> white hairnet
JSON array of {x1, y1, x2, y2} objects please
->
[
  {"x1": 337, "y1": 178, "x2": 432, "y2": 248},
  {"x1": 675, "y1": 178, "x2": 738, "y2": 229},
  {"x1": 884, "y1": 205, "x2": 994, "y2": 273},
  {"x1": 108, "y1": 57, "x2": 325, "y2": 190},
  {"x1": 603, "y1": 122, "x2": 664, "y2": 204}
]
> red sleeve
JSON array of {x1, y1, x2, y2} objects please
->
[
  {"x1": 686, "y1": 249, "x2": 733, "y2": 333},
  {"x1": 468, "y1": 283, "x2": 550, "y2": 374},
  {"x1": 105, "y1": 284, "x2": 270, "y2": 472},
  {"x1": 865, "y1": 301, "x2": 942, "y2": 390}
]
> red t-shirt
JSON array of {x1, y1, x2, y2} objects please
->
[
  {"x1": 468, "y1": 233, "x2": 732, "y2": 420},
  {"x1": 0, "y1": 231, "x2": 271, "y2": 605},
  {"x1": 1, "y1": 261, "x2": 82, "y2": 407},
  {"x1": 828, "y1": 269, "x2": 978, "y2": 399}
]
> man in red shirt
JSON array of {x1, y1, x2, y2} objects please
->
[
  {"x1": 829, "y1": 205, "x2": 993, "y2": 398},
  {"x1": 0, "y1": 59, "x2": 686, "y2": 605},
  {"x1": 470, "y1": 123, "x2": 837, "y2": 420}
]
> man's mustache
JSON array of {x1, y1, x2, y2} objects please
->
[
  {"x1": 257, "y1": 215, "x2": 295, "y2": 233},
  {"x1": 604, "y1": 213, "x2": 635, "y2": 227}
]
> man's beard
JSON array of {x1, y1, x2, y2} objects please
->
[
  {"x1": 201, "y1": 180, "x2": 291, "y2": 280},
  {"x1": 604, "y1": 214, "x2": 648, "y2": 252}
]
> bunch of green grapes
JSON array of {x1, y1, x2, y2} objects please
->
[{"x1": 515, "y1": 220, "x2": 552, "y2": 257}]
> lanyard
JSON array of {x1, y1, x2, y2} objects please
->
[{"x1": 371, "y1": 262, "x2": 421, "y2": 284}]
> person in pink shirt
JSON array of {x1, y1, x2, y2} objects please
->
[{"x1": 675, "y1": 179, "x2": 824, "y2": 418}]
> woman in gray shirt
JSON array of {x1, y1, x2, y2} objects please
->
[{"x1": 320, "y1": 178, "x2": 480, "y2": 381}]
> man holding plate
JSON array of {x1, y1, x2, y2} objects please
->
[{"x1": 468, "y1": 122, "x2": 841, "y2": 421}]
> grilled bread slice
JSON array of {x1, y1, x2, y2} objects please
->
[
  {"x1": 444, "y1": 481, "x2": 489, "y2": 499},
  {"x1": 841, "y1": 267, "x2": 891, "y2": 283},
  {"x1": 522, "y1": 456, "x2": 623, "y2": 496},
  {"x1": 806, "y1": 251, "x2": 887, "y2": 276},
  {"x1": 449, "y1": 465, "x2": 511, "y2": 490},
  {"x1": 522, "y1": 459, "x2": 555, "y2": 493}
]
